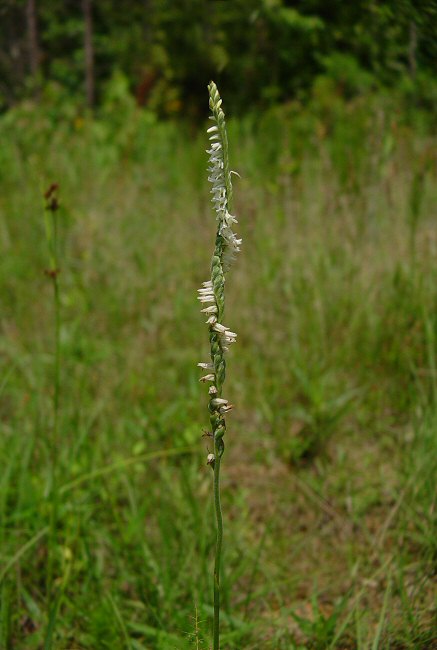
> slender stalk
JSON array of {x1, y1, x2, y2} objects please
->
[
  {"x1": 213, "y1": 454, "x2": 223, "y2": 650},
  {"x1": 43, "y1": 183, "x2": 61, "y2": 601},
  {"x1": 197, "y1": 83, "x2": 241, "y2": 650},
  {"x1": 47, "y1": 266, "x2": 60, "y2": 596}
]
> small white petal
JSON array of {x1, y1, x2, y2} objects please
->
[
  {"x1": 224, "y1": 212, "x2": 238, "y2": 225},
  {"x1": 199, "y1": 374, "x2": 215, "y2": 382},
  {"x1": 198, "y1": 362, "x2": 213, "y2": 370},
  {"x1": 211, "y1": 398, "x2": 228, "y2": 406},
  {"x1": 213, "y1": 323, "x2": 229, "y2": 334}
]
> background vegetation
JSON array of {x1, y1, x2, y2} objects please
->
[
  {"x1": 2, "y1": 0, "x2": 437, "y2": 116},
  {"x1": 0, "y1": 1, "x2": 436, "y2": 649}
]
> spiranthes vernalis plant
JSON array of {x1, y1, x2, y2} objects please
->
[{"x1": 197, "y1": 82, "x2": 242, "y2": 650}]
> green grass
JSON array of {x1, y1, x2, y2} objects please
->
[{"x1": 0, "y1": 97, "x2": 436, "y2": 649}]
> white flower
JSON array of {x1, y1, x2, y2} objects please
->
[
  {"x1": 199, "y1": 374, "x2": 215, "y2": 382},
  {"x1": 198, "y1": 362, "x2": 213, "y2": 370},
  {"x1": 198, "y1": 295, "x2": 215, "y2": 303},
  {"x1": 197, "y1": 286, "x2": 216, "y2": 304},
  {"x1": 214, "y1": 328, "x2": 237, "y2": 346},
  {"x1": 224, "y1": 211, "x2": 238, "y2": 225},
  {"x1": 219, "y1": 404, "x2": 233, "y2": 414},
  {"x1": 211, "y1": 398, "x2": 228, "y2": 407},
  {"x1": 213, "y1": 323, "x2": 229, "y2": 334}
]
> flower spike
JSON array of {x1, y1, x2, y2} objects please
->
[{"x1": 196, "y1": 83, "x2": 242, "y2": 650}]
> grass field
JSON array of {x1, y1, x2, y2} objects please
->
[{"x1": 0, "y1": 95, "x2": 436, "y2": 649}]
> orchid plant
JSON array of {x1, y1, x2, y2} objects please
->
[{"x1": 197, "y1": 82, "x2": 241, "y2": 650}]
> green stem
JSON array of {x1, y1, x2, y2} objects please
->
[
  {"x1": 46, "y1": 209, "x2": 61, "y2": 602},
  {"x1": 53, "y1": 274, "x2": 61, "y2": 449},
  {"x1": 213, "y1": 452, "x2": 223, "y2": 650}
]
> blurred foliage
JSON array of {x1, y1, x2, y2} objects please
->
[{"x1": 1, "y1": 0, "x2": 437, "y2": 117}]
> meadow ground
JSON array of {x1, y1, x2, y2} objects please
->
[{"x1": 0, "y1": 96, "x2": 436, "y2": 649}]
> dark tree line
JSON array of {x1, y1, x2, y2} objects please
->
[{"x1": 0, "y1": 0, "x2": 436, "y2": 115}]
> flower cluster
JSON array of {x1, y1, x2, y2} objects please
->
[
  {"x1": 198, "y1": 282, "x2": 237, "y2": 346},
  {"x1": 197, "y1": 82, "x2": 242, "y2": 464},
  {"x1": 206, "y1": 87, "x2": 242, "y2": 273}
]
